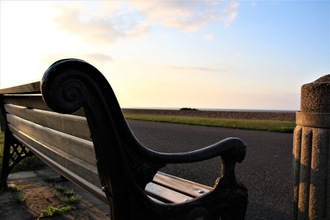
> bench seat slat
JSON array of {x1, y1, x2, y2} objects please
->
[
  {"x1": 8, "y1": 124, "x2": 100, "y2": 187},
  {"x1": 153, "y1": 172, "x2": 213, "y2": 198},
  {"x1": 145, "y1": 182, "x2": 193, "y2": 204},
  {"x1": 4, "y1": 104, "x2": 91, "y2": 141}
]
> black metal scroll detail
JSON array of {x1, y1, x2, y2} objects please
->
[{"x1": 41, "y1": 59, "x2": 87, "y2": 114}]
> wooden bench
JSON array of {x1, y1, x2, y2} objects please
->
[{"x1": 0, "y1": 59, "x2": 248, "y2": 220}]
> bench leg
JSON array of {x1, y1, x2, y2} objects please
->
[
  {"x1": 220, "y1": 185, "x2": 248, "y2": 220},
  {"x1": 0, "y1": 132, "x2": 34, "y2": 190}
]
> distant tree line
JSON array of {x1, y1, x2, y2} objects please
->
[{"x1": 180, "y1": 107, "x2": 199, "y2": 111}]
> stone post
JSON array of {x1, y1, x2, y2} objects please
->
[{"x1": 293, "y1": 75, "x2": 330, "y2": 220}]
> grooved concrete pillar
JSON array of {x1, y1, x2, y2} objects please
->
[{"x1": 293, "y1": 75, "x2": 330, "y2": 220}]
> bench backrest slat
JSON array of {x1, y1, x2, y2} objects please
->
[
  {"x1": 8, "y1": 122, "x2": 100, "y2": 186},
  {"x1": 6, "y1": 113, "x2": 95, "y2": 166},
  {"x1": 3, "y1": 95, "x2": 85, "y2": 117},
  {"x1": 2, "y1": 94, "x2": 104, "y2": 196},
  {"x1": 4, "y1": 103, "x2": 90, "y2": 140},
  {"x1": 3, "y1": 95, "x2": 50, "y2": 111},
  {"x1": 8, "y1": 124, "x2": 108, "y2": 203},
  {"x1": 0, "y1": 82, "x2": 40, "y2": 94}
]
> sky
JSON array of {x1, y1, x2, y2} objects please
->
[{"x1": 0, "y1": 1, "x2": 329, "y2": 111}]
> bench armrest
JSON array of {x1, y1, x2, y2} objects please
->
[{"x1": 140, "y1": 137, "x2": 246, "y2": 164}]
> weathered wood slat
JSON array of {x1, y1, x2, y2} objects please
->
[
  {"x1": 153, "y1": 171, "x2": 213, "y2": 198},
  {"x1": 145, "y1": 182, "x2": 193, "y2": 203},
  {"x1": 0, "y1": 82, "x2": 40, "y2": 94},
  {"x1": 8, "y1": 124, "x2": 100, "y2": 187},
  {"x1": 6, "y1": 114, "x2": 95, "y2": 166},
  {"x1": 5, "y1": 104, "x2": 91, "y2": 140},
  {"x1": 3, "y1": 96, "x2": 85, "y2": 116},
  {"x1": 10, "y1": 132, "x2": 108, "y2": 204},
  {"x1": 3, "y1": 95, "x2": 49, "y2": 111}
]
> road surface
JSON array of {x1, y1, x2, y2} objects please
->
[{"x1": 127, "y1": 120, "x2": 293, "y2": 220}]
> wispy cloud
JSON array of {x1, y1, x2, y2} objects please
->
[
  {"x1": 203, "y1": 34, "x2": 214, "y2": 40},
  {"x1": 54, "y1": 2, "x2": 150, "y2": 44},
  {"x1": 54, "y1": 1, "x2": 240, "y2": 43},
  {"x1": 130, "y1": 0, "x2": 240, "y2": 31},
  {"x1": 223, "y1": 0, "x2": 240, "y2": 27}
]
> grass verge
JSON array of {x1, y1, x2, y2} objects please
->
[{"x1": 124, "y1": 114, "x2": 295, "y2": 133}]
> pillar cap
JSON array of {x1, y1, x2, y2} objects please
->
[{"x1": 301, "y1": 74, "x2": 330, "y2": 113}]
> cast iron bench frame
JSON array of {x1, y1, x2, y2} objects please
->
[{"x1": 0, "y1": 59, "x2": 248, "y2": 220}]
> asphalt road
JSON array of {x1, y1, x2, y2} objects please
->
[{"x1": 127, "y1": 120, "x2": 293, "y2": 220}]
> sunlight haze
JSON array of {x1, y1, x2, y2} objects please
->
[{"x1": 1, "y1": 1, "x2": 329, "y2": 111}]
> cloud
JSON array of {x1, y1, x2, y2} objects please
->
[
  {"x1": 130, "y1": 0, "x2": 240, "y2": 32},
  {"x1": 222, "y1": 0, "x2": 240, "y2": 26},
  {"x1": 203, "y1": 34, "x2": 214, "y2": 40},
  {"x1": 53, "y1": 1, "x2": 240, "y2": 43},
  {"x1": 54, "y1": 2, "x2": 150, "y2": 44}
]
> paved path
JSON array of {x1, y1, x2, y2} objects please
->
[{"x1": 2, "y1": 120, "x2": 293, "y2": 219}]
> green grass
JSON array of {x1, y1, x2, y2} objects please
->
[
  {"x1": 40, "y1": 205, "x2": 75, "y2": 217},
  {"x1": 64, "y1": 193, "x2": 82, "y2": 204},
  {"x1": 8, "y1": 192, "x2": 27, "y2": 204},
  {"x1": 124, "y1": 114, "x2": 295, "y2": 133},
  {"x1": 54, "y1": 185, "x2": 82, "y2": 204},
  {"x1": 41, "y1": 185, "x2": 81, "y2": 217}
]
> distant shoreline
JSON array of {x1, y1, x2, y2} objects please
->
[{"x1": 122, "y1": 108, "x2": 296, "y2": 122}]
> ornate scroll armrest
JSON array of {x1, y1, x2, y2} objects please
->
[
  {"x1": 146, "y1": 137, "x2": 246, "y2": 164},
  {"x1": 143, "y1": 137, "x2": 246, "y2": 186}
]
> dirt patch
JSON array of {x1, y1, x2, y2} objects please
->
[{"x1": 0, "y1": 167, "x2": 110, "y2": 220}]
